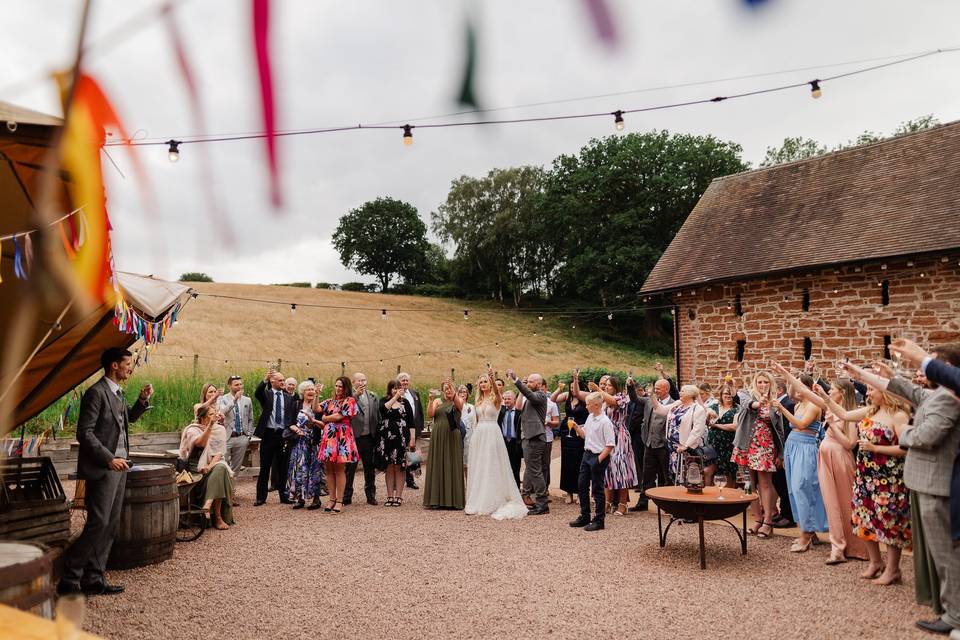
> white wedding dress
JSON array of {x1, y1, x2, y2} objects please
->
[{"x1": 464, "y1": 401, "x2": 528, "y2": 520}]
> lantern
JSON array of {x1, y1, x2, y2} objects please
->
[{"x1": 681, "y1": 453, "x2": 704, "y2": 494}]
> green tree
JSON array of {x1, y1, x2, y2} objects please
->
[
  {"x1": 542, "y1": 131, "x2": 748, "y2": 310},
  {"x1": 179, "y1": 272, "x2": 213, "y2": 282},
  {"x1": 332, "y1": 197, "x2": 430, "y2": 292},
  {"x1": 760, "y1": 137, "x2": 827, "y2": 167},
  {"x1": 432, "y1": 166, "x2": 545, "y2": 304}
]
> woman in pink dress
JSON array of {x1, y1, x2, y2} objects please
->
[{"x1": 318, "y1": 376, "x2": 360, "y2": 513}]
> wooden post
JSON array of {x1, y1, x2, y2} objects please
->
[
  {"x1": 192, "y1": 354, "x2": 199, "y2": 382},
  {"x1": 396, "y1": 365, "x2": 401, "y2": 376},
  {"x1": 277, "y1": 358, "x2": 282, "y2": 371},
  {"x1": 451, "y1": 368, "x2": 455, "y2": 381},
  {"x1": 340, "y1": 362, "x2": 346, "y2": 377}
]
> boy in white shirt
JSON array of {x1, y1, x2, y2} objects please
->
[{"x1": 569, "y1": 392, "x2": 615, "y2": 531}]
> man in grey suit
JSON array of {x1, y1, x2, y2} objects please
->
[
  {"x1": 345, "y1": 372, "x2": 379, "y2": 505},
  {"x1": 218, "y1": 375, "x2": 254, "y2": 500},
  {"x1": 630, "y1": 378, "x2": 678, "y2": 512},
  {"x1": 506, "y1": 369, "x2": 550, "y2": 515},
  {"x1": 845, "y1": 354, "x2": 960, "y2": 636},
  {"x1": 58, "y1": 347, "x2": 152, "y2": 596}
]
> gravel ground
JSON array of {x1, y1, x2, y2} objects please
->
[{"x1": 71, "y1": 476, "x2": 933, "y2": 640}]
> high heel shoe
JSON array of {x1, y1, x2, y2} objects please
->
[
  {"x1": 871, "y1": 572, "x2": 902, "y2": 586},
  {"x1": 614, "y1": 503, "x2": 627, "y2": 516},
  {"x1": 825, "y1": 553, "x2": 847, "y2": 565},
  {"x1": 859, "y1": 566, "x2": 884, "y2": 579},
  {"x1": 331, "y1": 501, "x2": 342, "y2": 514},
  {"x1": 790, "y1": 537, "x2": 813, "y2": 553}
]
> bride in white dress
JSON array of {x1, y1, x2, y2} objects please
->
[{"x1": 464, "y1": 368, "x2": 528, "y2": 520}]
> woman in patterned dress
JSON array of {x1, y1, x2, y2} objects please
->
[
  {"x1": 802, "y1": 380, "x2": 911, "y2": 585},
  {"x1": 732, "y1": 371, "x2": 786, "y2": 539},
  {"x1": 704, "y1": 384, "x2": 738, "y2": 486},
  {"x1": 317, "y1": 376, "x2": 360, "y2": 513},
  {"x1": 286, "y1": 381, "x2": 326, "y2": 510},
  {"x1": 376, "y1": 379, "x2": 415, "y2": 506},
  {"x1": 573, "y1": 374, "x2": 637, "y2": 516}
]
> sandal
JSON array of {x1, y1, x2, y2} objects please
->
[
  {"x1": 395, "y1": 497, "x2": 403, "y2": 507},
  {"x1": 756, "y1": 521, "x2": 773, "y2": 539},
  {"x1": 331, "y1": 501, "x2": 342, "y2": 514},
  {"x1": 323, "y1": 501, "x2": 335, "y2": 512},
  {"x1": 748, "y1": 520, "x2": 763, "y2": 535}
]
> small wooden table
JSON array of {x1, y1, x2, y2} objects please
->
[{"x1": 645, "y1": 486, "x2": 758, "y2": 569}]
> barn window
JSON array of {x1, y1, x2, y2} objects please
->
[
  {"x1": 802, "y1": 288, "x2": 810, "y2": 312},
  {"x1": 736, "y1": 339, "x2": 746, "y2": 362},
  {"x1": 803, "y1": 337, "x2": 812, "y2": 360},
  {"x1": 883, "y1": 335, "x2": 892, "y2": 359},
  {"x1": 734, "y1": 293, "x2": 743, "y2": 317},
  {"x1": 881, "y1": 280, "x2": 890, "y2": 305}
]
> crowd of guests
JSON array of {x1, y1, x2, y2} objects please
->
[{"x1": 174, "y1": 336, "x2": 960, "y2": 637}]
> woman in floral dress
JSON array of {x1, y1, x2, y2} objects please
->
[
  {"x1": 571, "y1": 374, "x2": 636, "y2": 516},
  {"x1": 318, "y1": 376, "x2": 360, "y2": 513},
  {"x1": 732, "y1": 371, "x2": 786, "y2": 539},
  {"x1": 286, "y1": 381, "x2": 325, "y2": 510},
  {"x1": 705, "y1": 384, "x2": 738, "y2": 486},
  {"x1": 376, "y1": 378, "x2": 415, "y2": 506},
  {"x1": 801, "y1": 380, "x2": 911, "y2": 586}
]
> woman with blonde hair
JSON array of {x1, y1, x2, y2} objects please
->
[
  {"x1": 793, "y1": 372, "x2": 911, "y2": 585},
  {"x1": 424, "y1": 379, "x2": 466, "y2": 509},
  {"x1": 195, "y1": 383, "x2": 221, "y2": 419},
  {"x1": 732, "y1": 370, "x2": 786, "y2": 539},
  {"x1": 178, "y1": 404, "x2": 234, "y2": 530},
  {"x1": 463, "y1": 368, "x2": 527, "y2": 520},
  {"x1": 286, "y1": 381, "x2": 325, "y2": 510}
]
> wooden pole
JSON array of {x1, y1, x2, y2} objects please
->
[{"x1": 192, "y1": 354, "x2": 199, "y2": 382}]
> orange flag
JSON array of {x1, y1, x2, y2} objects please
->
[{"x1": 57, "y1": 73, "x2": 134, "y2": 304}]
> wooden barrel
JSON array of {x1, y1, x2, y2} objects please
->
[
  {"x1": 107, "y1": 464, "x2": 178, "y2": 570},
  {"x1": 0, "y1": 542, "x2": 54, "y2": 619},
  {"x1": 0, "y1": 501, "x2": 71, "y2": 547}
]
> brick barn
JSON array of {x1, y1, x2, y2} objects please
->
[{"x1": 640, "y1": 121, "x2": 960, "y2": 386}]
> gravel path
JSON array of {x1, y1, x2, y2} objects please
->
[{"x1": 78, "y1": 476, "x2": 932, "y2": 640}]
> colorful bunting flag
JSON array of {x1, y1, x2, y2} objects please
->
[{"x1": 252, "y1": 0, "x2": 282, "y2": 208}]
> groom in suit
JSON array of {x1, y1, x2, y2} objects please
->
[
  {"x1": 254, "y1": 369, "x2": 298, "y2": 505},
  {"x1": 58, "y1": 348, "x2": 152, "y2": 596},
  {"x1": 345, "y1": 372, "x2": 379, "y2": 505},
  {"x1": 498, "y1": 390, "x2": 523, "y2": 488},
  {"x1": 507, "y1": 369, "x2": 549, "y2": 515}
]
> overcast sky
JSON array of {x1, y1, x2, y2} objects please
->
[{"x1": 3, "y1": 0, "x2": 959, "y2": 285}]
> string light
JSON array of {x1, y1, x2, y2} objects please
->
[
  {"x1": 537, "y1": 314, "x2": 544, "y2": 321},
  {"x1": 612, "y1": 110, "x2": 624, "y2": 131},
  {"x1": 463, "y1": 309, "x2": 470, "y2": 320},
  {"x1": 402, "y1": 124, "x2": 413, "y2": 146},
  {"x1": 290, "y1": 303, "x2": 297, "y2": 316},
  {"x1": 381, "y1": 309, "x2": 387, "y2": 320},
  {"x1": 809, "y1": 80, "x2": 822, "y2": 99},
  {"x1": 166, "y1": 139, "x2": 181, "y2": 162},
  {"x1": 607, "y1": 313, "x2": 613, "y2": 320}
]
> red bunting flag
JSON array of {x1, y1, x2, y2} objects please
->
[{"x1": 252, "y1": 0, "x2": 282, "y2": 208}]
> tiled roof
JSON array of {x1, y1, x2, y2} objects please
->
[{"x1": 640, "y1": 120, "x2": 960, "y2": 294}]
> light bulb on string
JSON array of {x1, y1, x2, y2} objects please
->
[
  {"x1": 166, "y1": 139, "x2": 181, "y2": 162},
  {"x1": 417, "y1": 352, "x2": 422, "y2": 360},
  {"x1": 537, "y1": 314, "x2": 544, "y2": 321},
  {"x1": 290, "y1": 304, "x2": 297, "y2": 316},
  {"x1": 381, "y1": 309, "x2": 387, "y2": 320},
  {"x1": 809, "y1": 80, "x2": 822, "y2": 99},
  {"x1": 463, "y1": 309, "x2": 470, "y2": 320},
  {"x1": 612, "y1": 110, "x2": 625, "y2": 131},
  {"x1": 607, "y1": 313, "x2": 613, "y2": 320},
  {"x1": 402, "y1": 124, "x2": 413, "y2": 146}
]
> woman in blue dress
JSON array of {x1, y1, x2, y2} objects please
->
[
  {"x1": 775, "y1": 373, "x2": 828, "y2": 553},
  {"x1": 286, "y1": 381, "x2": 326, "y2": 510}
]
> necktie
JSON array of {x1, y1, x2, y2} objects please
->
[
  {"x1": 505, "y1": 411, "x2": 514, "y2": 440},
  {"x1": 274, "y1": 390, "x2": 283, "y2": 425},
  {"x1": 235, "y1": 401, "x2": 242, "y2": 435}
]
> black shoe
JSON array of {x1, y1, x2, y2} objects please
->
[
  {"x1": 56, "y1": 581, "x2": 82, "y2": 595},
  {"x1": 585, "y1": 520, "x2": 605, "y2": 531},
  {"x1": 569, "y1": 516, "x2": 590, "y2": 528},
  {"x1": 527, "y1": 505, "x2": 549, "y2": 515},
  {"x1": 292, "y1": 501, "x2": 305, "y2": 510},
  {"x1": 279, "y1": 497, "x2": 294, "y2": 505},
  {"x1": 771, "y1": 516, "x2": 795, "y2": 529},
  {"x1": 406, "y1": 481, "x2": 418, "y2": 489},
  {"x1": 342, "y1": 497, "x2": 352, "y2": 505},
  {"x1": 628, "y1": 501, "x2": 648, "y2": 512},
  {"x1": 915, "y1": 619, "x2": 954, "y2": 635},
  {"x1": 82, "y1": 582, "x2": 124, "y2": 596},
  {"x1": 366, "y1": 496, "x2": 378, "y2": 506},
  {"x1": 253, "y1": 500, "x2": 266, "y2": 506}
]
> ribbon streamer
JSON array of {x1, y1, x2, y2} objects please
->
[
  {"x1": 252, "y1": 0, "x2": 282, "y2": 208},
  {"x1": 456, "y1": 17, "x2": 480, "y2": 109},
  {"x1": 13, "y1": 237, "x2": 26, "y2": 279},
  {"x1": 582, "y1": 0, "x2": 618, "y2": 48}
]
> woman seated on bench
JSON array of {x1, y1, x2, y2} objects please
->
[{"x1": 179, "y1": 404, "x2": 235, "y2": 530}]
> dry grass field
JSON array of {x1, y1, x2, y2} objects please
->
[{"x1": 152, "y1": 282, "x2": 671, "y2": 384}]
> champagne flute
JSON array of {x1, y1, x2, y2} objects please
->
[
  {"x1": 715, "y1": 473, "x2": 728, "y2": 500},
  {"x1": 56, "y1": 594, "x2": 86, "y2": 640}
]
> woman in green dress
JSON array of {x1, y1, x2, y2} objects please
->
[
  {"x1": 704, "y1": 384, "x2": 738, "y2": 486},
  {"x1": 178, "y1": 404, "x2": 235, "y2": 528},
  {"x1": 423, "y1": 379, "x2": 465, "y2": 509}
]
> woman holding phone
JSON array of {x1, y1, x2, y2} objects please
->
[{"x1": 423, "y1": 379, "x2": 466, "y2": 510}]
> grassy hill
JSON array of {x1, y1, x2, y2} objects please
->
[{"x1": 23, "y1": 283, "x2": 673, "y2": 434}]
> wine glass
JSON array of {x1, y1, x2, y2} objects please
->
[
  {"x1": 715, "y1": 473, "x2": 728, "y2": 500},
  {"x1": 55, "y1": 594, "x2": 86, "y2": 640}
]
